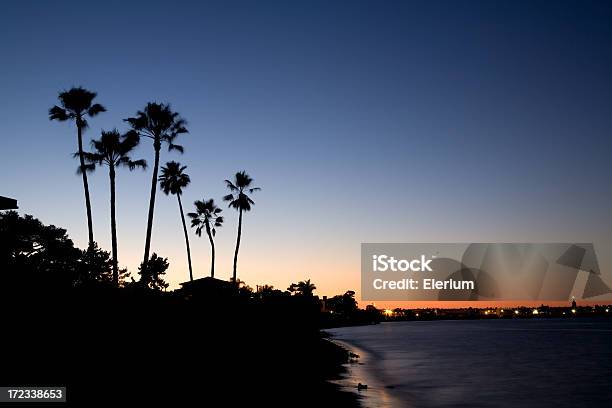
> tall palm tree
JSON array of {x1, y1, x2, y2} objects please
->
[
  {"x1": 223, "y1": 171, "x2": 260, "y2": 283},
  {"x1": 49, "y1": 87, "x2": 106, "y2": 248},
  {"x1": 188, "y1": 199, "x2": 223, "y2": 278},
  {"x1": 125, "y1": 103, "x2": 187, "y2": 273},
  {"x1": 82, "y1": 130, "x2": 146, "y2": 286},
  {"x1": 159, "y1": 161, "x2": 193, "y2": 281}
]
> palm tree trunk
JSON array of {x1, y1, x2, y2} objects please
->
[
  {"x1": 142, "y1": 140, "x2": 160, "y2": 274},
  {"x1": 109, "y1": 165, "x2": 119, "y2": 286},
  {"x1": 177, "y1": 194, "x2": 193, "y2": 281},
  {"x1": 205, "y1": 221, "x2": 215, "y2": 278},
  {"x1": 232, "y1": 208, "x2": 242, "y2": 283},
  {"x1": 77, "y1": 119, "x2": 94, "y2": 248}
]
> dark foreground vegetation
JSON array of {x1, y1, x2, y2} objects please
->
[
  {"x1": 2, "y1": 286, "x2": 361, "y2": 405},
  {"x1": 0, "y1": 211, "x2": 365, "y2": 406}
]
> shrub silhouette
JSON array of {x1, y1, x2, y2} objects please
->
[{"x1": 138, "y1": 253, "x2": 169, "y2": 291}]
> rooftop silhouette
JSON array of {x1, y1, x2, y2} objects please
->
[{"x1": 0, "y1": 196, "x2": 17, "y2": 210}]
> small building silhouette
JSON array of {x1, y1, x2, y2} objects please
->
[
  {"x1": 179, "y1": 277, "x2": 235, "y2": 299},
  {"x1": 0, "y1": 196, "x2": 17, "y2": 210}
]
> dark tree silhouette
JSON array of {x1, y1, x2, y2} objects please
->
[
  {"x1": 288, "y1": 279, "x2": 317, "y2": 297},
  {"x1": 0, "y1": 212, "x2": 128, "y2": 288},
  {"x1": 77, "y1": 243, "x2": 130, "y2": 287},
  {"x1": 326, "y1": 290, "x2": 358, "y2": 315},
  {"x1": 124, "y1": 103, "x2": 187, "y2": 275},
  {"x1": 138, "y1": 253, "x2": 169, "y2": 291},
  {"x1": 188, "y1": 199, "x2": 223, "y2": 278},
  {"x1": 223, "y1": 171, "x2": 260, "y2": 283},
  {"x1": 255, "y1": 284, "x2": 289, "y2": 300},
  {"x1": 49, "y1": 87, "x2": 106, "y2": 248},
  {"x1": 82, "y1": 130, "x2": 146, "y2": 286},
  {"x1": 233, "y1": 278, "x2": 253, "y2": 294},
  {"x1": 159, "y1": 161, "x2": 193, "y2": 282},
  {"x1": 0, "y1": 211, "x2": 80, "y2": 288}
]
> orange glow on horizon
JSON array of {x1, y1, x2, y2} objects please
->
[{"x1": 356, "y1": 299, "x2": 607, "y2": 309}]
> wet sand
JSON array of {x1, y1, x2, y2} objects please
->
[{"x1": 330, "y1": 338, "x2": 406, "y2": 408}]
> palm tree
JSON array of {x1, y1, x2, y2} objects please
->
[
  {"x1": 82, "y1": 130, "x2": 146, "y2": 286},
  {"x1": 188, "y1": 199, "x2": 223, "y2": 278},
  {"x1": 223, "y1": 171, "x2": 260, "y2": 283},
  {"x1": 288, "y1": 279, "x2": 317, "y2": 297},
  {"x1": 125, "y1": 103, "x2": 187, "y2": 273},
  {"x1": 49, "y1": 87, "x2": 106, "y2": 248},
  {"x1": 159, "y1": 161, "x2": 193, "y2": 281}
]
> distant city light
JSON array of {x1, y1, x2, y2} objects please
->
[
  {"x1": 571, "y1": 309, "x2": 576, "y2": 314},
  {"x1": 415, "y1": 313, "x2": 419, "y2": 317},
  {"x1": 606, "y1": 309, "x2": 609, "y2": 313},
  {"x1": 514, "y1": 310, "x2": 519, "y2": 315},
  {"x1": 532, "y1": 309, "x2": 539, "y2": 315},
  {"x1": 384, "y1": 309, "x2": 393, "y2": 316}
]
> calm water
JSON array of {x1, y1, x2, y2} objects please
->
[{"x1": 328, "y1": 319, "x2": 612, "y2": 408}]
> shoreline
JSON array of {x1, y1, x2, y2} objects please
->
[
  {"x1": 327, "y1": 318, "x2": 612, "y2": 407},
  {"x1": 328, "y1": 336, "x2": 405, "y2": 408}
]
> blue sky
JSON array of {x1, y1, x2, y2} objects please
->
[{"x1": 1, "y1": 0, "x2": 612, "y2": 298}]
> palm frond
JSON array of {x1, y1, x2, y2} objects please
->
[
  {"x1": 125, "y1": 103, "x2": 188, "y2": 149},
  {"x1": 224, "y1": 171, "x2": 260, "y2": 210},
  {"x1": 49, "y1": 105, "x2": 69, "y2": 121},
  {"x1": 87, "y1": 103, "x2": 106, "y2": 117},
  {"x1": 225, "y1": 180, "x2": 239, "y2": 191},
  {"x1": 58, "y1": 87, "x2": 99, "y2": 114},
  {"x1": 80, "y1": 151, "x2": 104, "y2": 164},
  {"x1": 123, "y1": 115, "x2": 146, "y2": 130},
  {"x1": 120, "y1": 130, "x2": 141, "y2": 152},
  {"x1": 168, "y1": 143, "x2": 184, "y2": 153},
  {"x1": 124, "y1": 158, "x2": 147, "y2": 170},
  {"x1": 86, "y1": 129, "x2": 146, "y2": 172},
  {"x1": 159, "y1": 161, "x2": 190, "y2": 195},
  {"x1": 76, "y1": 163, "x2": 96, "y2": 174}
]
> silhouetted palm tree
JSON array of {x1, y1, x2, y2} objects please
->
[
  {"x1": 82, "y1": 130, "x2": 146, "y2": 286},
  {"x1": 125, "y1": 103, "x2": 187, "y2": 273},
  {"x1": 49, "y1": 87, "x2": 106, "y2": 248},
  {"x1": 188, "y1": 199, "x2": 223, "y2": 278},
  {"x1": 288, "y1": 279, "x2": 316, "y2": 296},
  {"x1": 159, "y1": 161, "x2": 193, "y2": 281},
  {"x1": 223, "y1": 171, "x2": 260, "y2": 283}
]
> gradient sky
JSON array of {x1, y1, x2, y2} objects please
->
[{"x1": 2, "y1": 0, "x2": 612, "y2": 305}]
